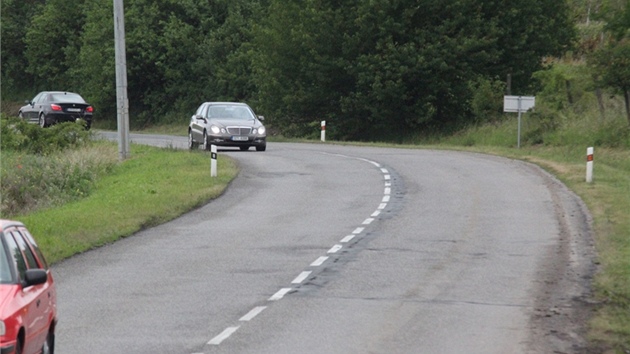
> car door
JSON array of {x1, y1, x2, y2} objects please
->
[
  {"x1": 5, "y1": 229, "x2": 50, "y2": 354},
  {"x1": 191, "y1": 103, "x2": 209, "y2": 142},
  {"x1": 23, "y1": 93, "x2": 43, "y2": 122}
]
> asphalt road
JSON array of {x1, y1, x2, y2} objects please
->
[{"x1": 53, "y1": 135, "x2": 595, "y2": 354}]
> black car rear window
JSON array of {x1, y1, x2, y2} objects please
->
[{"x1": 50, "y1": 93, "x2": 86, "y2": 103}]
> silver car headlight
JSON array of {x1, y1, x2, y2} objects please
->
[
  {"x1": 257, "y1": 126, "x2": 266, "y2": 135},
  {"x1": 210, "y1": 125, "x2": 221, "y2": 134}
]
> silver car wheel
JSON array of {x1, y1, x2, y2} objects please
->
[{"x1": 39, "y1": 114, "x2": 46, "y2": 128}]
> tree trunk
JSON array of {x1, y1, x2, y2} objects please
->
[
  {"x1": 625, "y1": 89, "x2": 630, "y2": 127},
  {"x1": 596, "y1": 87, "x2": 606, "y2": 123}
]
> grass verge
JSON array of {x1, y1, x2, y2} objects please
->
[{"x1": 17, "y1": 142, "x2": 238, "y2": 264}]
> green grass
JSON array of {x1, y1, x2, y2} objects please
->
[{"x1": 15, "y1": 143, "x2": 238, "y2": 264}]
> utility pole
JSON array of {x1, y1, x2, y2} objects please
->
[{"x1": 113, "y1": 0, "x2": 130, "y2": 160}]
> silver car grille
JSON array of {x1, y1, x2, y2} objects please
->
[{"x1": 227, "y1": 126, "x2": 252, "y2": 135}]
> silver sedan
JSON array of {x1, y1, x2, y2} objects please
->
[{"x1": 188, "y1": 102, "x2": 266, "y2": 152}]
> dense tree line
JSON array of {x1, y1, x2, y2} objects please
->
[{"x1": 1, "y1": 0, "x2": 627, "y2": 139}]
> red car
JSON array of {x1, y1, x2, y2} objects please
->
[{"x1": 0, "y1": 220, "x2": 57, "y2": 354}]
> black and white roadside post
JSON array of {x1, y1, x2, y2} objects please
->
[
  {"x1": 503, "y1": 95, "x2": 535, "y2": 148},
  {"x1": 210, "y1": 145, "x2": 218, "y2": 177},
  {"x1": 113, "y1": 0, "x2": 130, "y2": 160}
]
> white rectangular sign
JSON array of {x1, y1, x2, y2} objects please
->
[{"x1": 504, "y1": 96, "x2": 535, "y2": 112}]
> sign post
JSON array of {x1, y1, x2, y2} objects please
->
[
  {"x1": 504, "y1": 96, "x2": 535, "y2": 149},
  {"x1": 113, "y1": 0, "x2": 130, "y2": 160}
]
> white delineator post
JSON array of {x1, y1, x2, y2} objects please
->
[
  {"x1": 321, "y1": 121, "x2": 326, "y2": 142},
  {"x1": 586, "y1": 147, "x2": 594, "y2": 183},
  {"x1": 211, "y1": 145, "x2": 218, "y2": 177}
]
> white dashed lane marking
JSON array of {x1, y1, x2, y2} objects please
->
[
  {"x1": 268, "y1": 288, "x2": 292, "y2": 301},
  {"x1": 240, "y1": 306, "x2": 267, "y2": 322},
  {"x1": 328, "y1": 244, "x2": 343, "y2": 254},
  {"x1": 311, "y1": 256, "x2": 329, "y2": 266},
  {"x1": 208, "y1": 326, "x2": 240, "y2": 345},
  {"x1": 340, "y1": 235, "x2": 355, "y2": 243},
  {"x1": 292, "y1": 271, "x2": 312, "y2": 284},
  {"x1": 200, "y1": 154, "x2": 395, "y2": 352}
]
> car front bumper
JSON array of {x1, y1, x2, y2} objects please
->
[
  {"x1": 208, "y1": 135, "x2": 266, "y2": 147},
  {"x1": 1, "y1": 343, "x2": 16, "y2": 354}
]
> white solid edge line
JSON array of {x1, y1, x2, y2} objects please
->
[
  {"x1": 311, "y1": 256, "x2": 329, "y2": 266},
  {"x1": 240, "y1": 306, "x2": 267, "y2": 322},
  {"x1": 208, "y1": 326, "x2": 240, "y2": 345},
  {"x1": 292, "y1": 271, "x2": 312, "y2": 284},
  {"x1": 269, "y1": 288, "x2": 292, "y2": 301},
  {"x1": 353, "y1": 227, "x2": 365, "y2": 234}
]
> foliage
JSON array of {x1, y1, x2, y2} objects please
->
[
  {"x1": 2, "y1": 0, "x2": 575, "y2": 139},
  {"x1": 468, "y1": 77, "x2": 506, "y2": 123},
  {"x1": 253, "y1": 0, "x2": 575, "y2": 140},
  {"x1": 0, "y1": 0, "x2": 41, "y2": 99},
  {"x1": 0, "y1": 118, "x2": 116, "y2": 216},
  {"x1": 0, "y1": 117, "x2": 93, "y2": 154},
  {"x1": 0, "y1": 144, "x2": 118, "y2": 217}
]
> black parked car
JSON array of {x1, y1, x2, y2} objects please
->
[
  {"x1": 188, "y1": 102, "x2": 267, "y2": 151},
  {"x1": 18, "y1": 91, "x2": 94, "y2": 129}
]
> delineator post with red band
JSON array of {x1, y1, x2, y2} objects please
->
[
  {"x1": 586, "y1": 147, "x2": 594, "y2": 183},
  {"x1": 321, "y1": 121, "x2": 326, "y2": 142}
]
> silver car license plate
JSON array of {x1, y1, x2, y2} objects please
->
[
  {"x1": 232, "y1": 136, "x2": 248, "y2": 141},
  {"x1": 67, "y1": 108, "x2": 81, "y2": 112}
]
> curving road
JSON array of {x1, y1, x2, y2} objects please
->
[{"x1": 53, "y1": 135, "x2": 595, "y2": 354}]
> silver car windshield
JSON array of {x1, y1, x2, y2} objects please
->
[{"x1": 207, "y1": 105, "x2": 255, "y2": 120}]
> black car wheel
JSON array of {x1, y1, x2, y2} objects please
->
[
  {"x1": 15, "y1": 338, "x2": 22, "y2": 354},
  {"x1": 39, "y1": 114, "x2": 47, "y2": 128},
  {"x1": 18, "y1": 111, "x2": 24, "y2": 119},
  {"x1": 202, "y1": 131, "x2": 210, "y2": 151},
  {"x1": 42, "y1": 331, "x2": 54, "y2": 354},
  {"x1": 188, "y1": 130, "x2": 199, "y2": 150}
]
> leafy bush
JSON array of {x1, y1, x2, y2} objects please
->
[
  {"x1": 0, "y1": 116, "x2": 92, "y2": 154},
  {"x1": 0, "y1": 116, "x2": 117, "y2": 216},
  {"x1": 468, "y1": 77, "x2": 506, "y2": 123}
]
